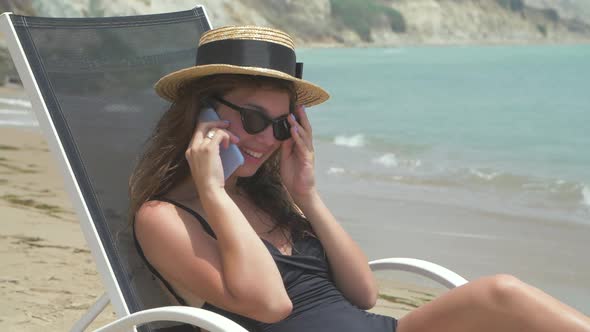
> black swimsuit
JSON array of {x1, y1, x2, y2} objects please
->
[{"x1": 133, "y1": 198, "x2": 397, "y2": 332}]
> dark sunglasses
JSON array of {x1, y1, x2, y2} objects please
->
[{"x1": 213, "y1": 96, "x2": 293, "y2": 141}]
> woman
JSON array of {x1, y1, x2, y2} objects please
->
[{"x1": 129, "y1": 26, "x2": 590, "y2": 332}]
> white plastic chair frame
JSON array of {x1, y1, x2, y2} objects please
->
[
  {"x1": 76, "y1": 258, "x2": 467, "y2": 332},
  {"x1": 0, "y1": 8, "x2": 467, "y2": 332}
]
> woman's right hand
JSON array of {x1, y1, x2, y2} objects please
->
[{"x1": 185, "y1": 120, "x2": 239, "y2": 193}]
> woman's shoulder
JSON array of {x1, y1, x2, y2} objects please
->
[
  {"x1": 134, "y1": 199, "x2": 184, "y2": 235},
  {"x1": 136, "y1": 196, "x2": 216, "y2": 239},
  {"x1": 137, "y1": 196, "x2": 201, "y2": 221}
]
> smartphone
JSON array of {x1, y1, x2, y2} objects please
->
[{"x1": 198, "y1": 107, "x2": 245, "y2": 180}]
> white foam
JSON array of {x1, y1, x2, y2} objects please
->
[
  {"x1": 582, "y1": 185, "x2": 590, "y2": 208},
  {"x1": 327, "y1": 167, "x2": 345, "y2": 175},
  {"x1": 408, "y1": 159, "x2": 422, "y2": 169},
  {"x1": 333, "y1": 134, "x2": 365, "y2": 148},
  {"x1": 470, "y1": 168, "x2": 499, "y2": 181},
  {"x1": 372, "y1": 153, "x2": 398, "y2": 168},
  {"x1": 0, "y1": 97, "x2": 31, "y2": 108}
]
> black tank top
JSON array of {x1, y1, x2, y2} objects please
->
[{"x1": 133, "y1": 198, "x2": 397, "y2": 332}]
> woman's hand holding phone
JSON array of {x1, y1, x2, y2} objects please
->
[{"x1": 185, "y1": 108, "x2": 242, "y2": 194}]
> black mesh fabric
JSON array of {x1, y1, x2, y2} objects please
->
[{"x1": 10, "y1": 8, "x2": 210, "y2": 331}]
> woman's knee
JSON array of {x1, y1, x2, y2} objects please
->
[{"x1": 480, "y1": 274, "x2": 527, "y2": 310}]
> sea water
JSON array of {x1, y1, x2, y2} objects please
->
[
  {"x1": 2, "y1": 45, "x2": 588, "y2": 222},
  {"x1": 297, "y1": 44, "x2": 590, "y2": 225}
]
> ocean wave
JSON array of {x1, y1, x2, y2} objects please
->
[
  {"x1": 347, "y1": 162, "x2": 590, "y2": 212},
  {"x1": 582, "y1": 185, "x2": 590, "y2": 208},
  {"x1": 463, "y1": 169, "x2": 585, "y2": 199},
  {"x1": 372, "y1": 153, "x2": 398, "y2": 167},
  {"x1": 468, "y1": 168, "x2": 500, "y2": 181},
  {"x1": 327, "y1": 167, "x2": 345, "y2": 175},
  {"x1": 372, "y1": 153, "x2": 422, "y2": 169},
  {"x1": 0, "y1": 97, "x2": 31, "y2": 108},
  {"x1": 333, "y1": 134, "x2": 365, "y2": 148}
]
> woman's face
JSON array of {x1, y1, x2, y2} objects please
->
[{"x1": 214, "y1": 86, "x2": 291, "y2": 178}]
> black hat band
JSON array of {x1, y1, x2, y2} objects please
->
[{"x1": 196, "y1": 39, "x2": 303, "y2": 79}]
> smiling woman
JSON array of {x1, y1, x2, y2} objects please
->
[{"x1": 127, "y1": 25, "x2": 590, "y2": 332}]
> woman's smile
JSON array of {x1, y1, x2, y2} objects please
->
[{"x1": 241, "y1": 146, "x2": 264, "y2": 161}]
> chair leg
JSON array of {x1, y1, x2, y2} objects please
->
[{"x1": 70, "y1": 292, "x2": 111, "y2": 332}]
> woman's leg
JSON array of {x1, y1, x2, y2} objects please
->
[{"x1": 397, "y1": 274, "x2": 590, "y2": 332}]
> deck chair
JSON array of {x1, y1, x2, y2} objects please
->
[{"x1": 0, "y1": 5, "x2": 467, "y2": 332}]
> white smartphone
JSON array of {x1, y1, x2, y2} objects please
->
[{"x1": 198, "y1": 107, "x2": 245, "y2": 180}]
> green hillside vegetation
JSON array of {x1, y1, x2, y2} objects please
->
[
  {"x1": 496, "y1": 0, "x2": 560, "y2": 21},
  {"x1": 496, "y1": 0, "x2": 525, "y2": 12},
  {"x1": 330, "y1": 0, "x2": 406, "y2": 41}
]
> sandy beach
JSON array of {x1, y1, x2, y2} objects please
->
[
  {"x1": 0, "y1": 125, "x2": 443, "y2": 331},
  {"x1": 0, "y1": 126, "x2": 119, "y2": 331}
]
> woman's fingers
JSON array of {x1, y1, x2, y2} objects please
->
[
  {"x1": 187, "y1": 120, "x2": 236, "y2": 160},
  {"x1": 295, "y1": 106, "x2": 312, "y2": 136},
  {"x1": 289, "y1": 124, "x2": 312, "y2": 157},
  {"x1": 281, "y1": 136, "x2": 294, "y2": 161},
  {"x1": 203, "y1": 127, "x2": 236, "y2": 150},
  {"x1": 193, "y1": 120, "x2": 230, "y2": 145},
  {"x1": 287, "y1": 112, "x2": 313, "y2": 153}
]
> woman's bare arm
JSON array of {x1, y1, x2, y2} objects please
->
[
  {"x1": 296, "y1": 191, "x2": 378, "y2": 309},
  {"x1": 281, "y1": 106, "x2": 377, "y2": 309},
  {"x1": 135, "y1": 192, "x2": 292, "y2": 323},
  {"x1": 137, "y1": 115, "x2": 292, "y2": 322}
]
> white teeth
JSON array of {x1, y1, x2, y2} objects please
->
[{"x1": 244, "y1": 148, "x2": 263, "y2": 158}]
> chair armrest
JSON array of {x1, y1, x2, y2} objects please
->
[
  {"x1": 93, "y1": 306, "x2": 248, "y2": 332},
  {"x1": 93, "y1": 260, "x2": 466, "y2": 332},
  {"x1": 369, "y1": 257, "x2": 468, "y2": 289}
]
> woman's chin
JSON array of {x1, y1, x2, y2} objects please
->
[
  {"x1": 233, "y1": 154, "x2": 269, "y2": 178},
  {"x1": 233, "y1": 165, "x2": 258, "y2": 178}
]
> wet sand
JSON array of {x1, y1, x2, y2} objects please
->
[{"x1": 315, "y1": 143, "x2": 590, "y2": 315}]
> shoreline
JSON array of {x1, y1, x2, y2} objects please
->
[
  {"x1": 315, "y1": 170, "x2": 590, "y2": 314},
  {"x1": 301, "y1": 38, "x2": 590, "y2": 49}
]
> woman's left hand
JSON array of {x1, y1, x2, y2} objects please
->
[{"x1": 280, "y1": 105, "x2": 317, "y2": 202}]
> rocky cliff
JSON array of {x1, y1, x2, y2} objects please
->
[
  {"x1": 525, "y1": 0, "x2": 590, "y2": 24},
  {"x1": 1, "y1": 0, "x2": 589, "y2": 46},
  {"x1": 372, "y1": 0, "x2": 590, "y2": 45},
  {"x1": 1, "y1": 0, "x2": 589, "y2": 82}
]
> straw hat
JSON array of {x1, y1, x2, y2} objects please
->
[{"x1": 154, "y1": 26, "x2": 330, "y2": 107}]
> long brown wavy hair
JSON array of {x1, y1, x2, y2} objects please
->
[{"x1": 128, "y1": 74, "x2": 312, "y2": 239}]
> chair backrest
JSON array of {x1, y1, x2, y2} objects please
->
[{"x1": 0, "y1": 6, "x2": 211, "y2": 325}]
